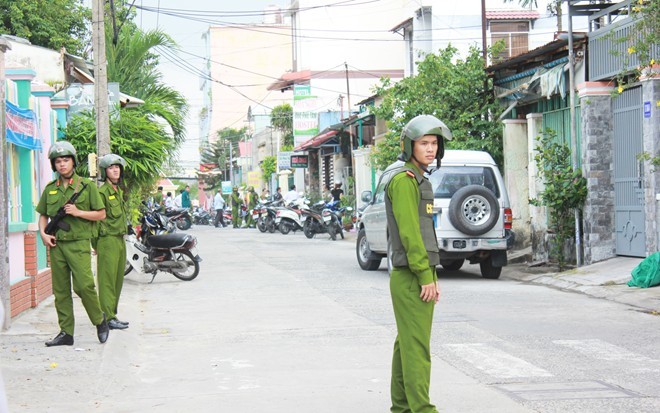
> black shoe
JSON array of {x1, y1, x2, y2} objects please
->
[
  {"x1": 96, "y1": 314, "x2": 109, "y2": 343},
  {"x1": 108, "y1": 318, "x2": 128, "y2": 330},
  {"x1": 115, "y1": 318, "x2": 129, "y2": 326},
  {"x1": 45, "y1": 331, "x2": 74, "y2": 347}
]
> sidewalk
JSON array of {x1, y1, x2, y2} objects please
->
[{"x1": 505, "y1": 252, "x2": 660, "y2": 313}]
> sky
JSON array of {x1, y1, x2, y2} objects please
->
[{"x1": 123, "y1": 1, "x2": 290, "y2": 171}]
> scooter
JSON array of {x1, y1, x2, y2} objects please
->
[
  {"x1": 302, "y1": 200, "x2": 330, "y2": 239},
  {"x1": 162, "y1": 207, "x2": 193, "y2": 230},
  {"x1": 325, "y1": 203, "x2": 353, "y2": 241},
  {"x1": 192, "y1": 207, "x2": 212, "y2": 226},
  {"x1": 256, "y1": 199, "x2": 282, "y2": 233},
  {"x1": 274, "y1": 198, "x2": 308, "y2": 235},
  {"x1": 125, "y1": 203, "x2": 202, "y2": 282}
]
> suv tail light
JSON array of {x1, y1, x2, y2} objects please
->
[{"x1": 504, "y1": 208, "x2": 513, "y2": 229}]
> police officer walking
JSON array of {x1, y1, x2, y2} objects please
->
[
  {"x1": 36, "y1": 141, "x2": 110, "y2": 346},
  {"x1": 230, "y1": 186, "x2": 241, "y2": 228},
  {"x1": 385, "y1": 115, "x2": 452, "y2": 413},
  {"x1": 96, "y1": 154, "x2": 130, "y2": 330}
]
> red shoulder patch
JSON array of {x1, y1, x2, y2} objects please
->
[{"x1": 406, "y1": 170, "x2": 415, "y2": 178}]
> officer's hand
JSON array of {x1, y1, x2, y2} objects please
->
[
  {"x1": 435, "y1": 281, "x2": 441, "y2": 304},
  {"x1": 420, "y1": 282, "x2": 437, "y2": 302},
  {"x1": 64, "y1": 203, "x2": 80, "y2": 217},
  {"x1": 40, "y1": 232, "x2": 56, "y2": 248}
]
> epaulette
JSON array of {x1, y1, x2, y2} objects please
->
[{"x1": 406, "y1": 170, "x2": 415, "y2": 178}]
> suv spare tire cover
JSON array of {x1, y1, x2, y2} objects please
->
[{"x1": 448, "y1": 185, "x2": 500, "y2": 236}]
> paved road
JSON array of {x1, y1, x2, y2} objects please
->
[{"x1": 2, "y1": 226, "x2": 659, "y2": 412}]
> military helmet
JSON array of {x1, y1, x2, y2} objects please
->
[
  {"x1": 98, "y1": 153, "x2": 127, "y2": 181},
  {"x1": 48, "y1": 141, "x2": 77, "y2": 171},
  {"x1": 232, "y1": 186, "x2": 238, "y2": 191},
  {"x1": 248, "y1": 186, "x2": 254, "y2": 192},
  {"x1": 399, "y1": 115, "x2": 453, "y2": 165}
]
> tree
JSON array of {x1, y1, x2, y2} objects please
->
[
  {"x1": 370, "y1": 45, "x2": 504, "y2": 171},
  {"x1": 105, "y1": 23, "x2": 187, "y2": 146},
  {"x1": 260, "y1": 156, "x2": 277, "y2": 183},
  {"x1": 270, "y1": 103, "x2": 293, "y2": 149},
  {"x1": 529, "y1": 129, "x2": 587, "y2": 271},
  {"x1": 0, "y1": 0, "x2": 91, "y2": 57}
]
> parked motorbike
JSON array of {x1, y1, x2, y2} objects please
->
[
  {"x1": 163, "y1": 207, "x2": 193, "y2": 230},
  {"x1": 192, "y1": 207, "x2": 212, "y2": 226},
  {"x1": 324, "y1": 201, "x2": 353, "y2": 241},
  {"x1": 256, "y1": 199, "x2": 282, "y2": 233},
  {"x1": 125, "y1": 204, "x2": 202, "y2": 282},
  {"x1": 274, "y1": 198, "x2": 308, "y2": 235},
  {"x1": 302, "y1": 200, "x2": 330, "y2": 239}
]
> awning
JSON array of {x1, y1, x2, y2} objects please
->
[
  {"x1": 267, "y1": 70, "x2": 312, "y2": 91},
  {"x1": 5, "y1": 100, "x2": 42, "y2": 150},
  {"x1": 294, "y1": 129, "x2": 339, "y2": 152}
]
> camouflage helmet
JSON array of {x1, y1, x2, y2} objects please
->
[
  {"x1": 48, "y1": 141, "x2": 77, "y2": 171},
  {"x1": 399, "y1": 115, "x2": 453, "y2": 165},
  {"x1": 98, "y1": 153, "x2": 127, "y2": 181}
]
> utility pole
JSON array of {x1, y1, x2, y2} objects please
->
[
  {"x1": 229, "y1": 142, "x2": 234, "y2": 185},
  {"x1": 344, "y1": 62, "x2": 351, "y2": 118},
  {"x1": 567, "y1": 1, "x2": 582, "y2": 267},
  {"x1": 92, "y1": 0, "x2": 111, "y2": 160},
  {"x1": 0, "y1": 38, "x2": 12, "y2": 329}
]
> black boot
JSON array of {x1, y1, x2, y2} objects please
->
[
  {"x1": 96, "y1": 314, "x2": 109, "y2": 343},
  {"x1": 45, "y1": 331, "x2": 74, "y2": 347},
  {"x1": 108, "y1": 318, "x2": 128, "y2": 330}
]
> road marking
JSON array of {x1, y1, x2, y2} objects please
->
[
  {"x1": 494, "y1": 381, "x2": 638, "y2": 401},
  {"x1": 553, "y1": 339, "x2": 658, "y2": 362},
  {"x1": 443, "y1": 343, "x2": 553, "y2": 378}
]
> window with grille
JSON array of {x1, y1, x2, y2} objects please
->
[{"x1": 490, "y1": 21, "x2": 529, "y2": 60}]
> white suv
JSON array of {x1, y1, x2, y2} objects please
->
[{"x1": 356, "y1": 150, "x2": 514, "y2": 279}]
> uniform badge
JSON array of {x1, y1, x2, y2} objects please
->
[
  {"x1": 49, "y1": 190, "x2": 58, "y2": 195},
  {"x1": 109, "y1": 195, "x2": 116, "y2": 200},
  {"x1": 426, "y1": 203, "x2": 433, "y2": 214}
]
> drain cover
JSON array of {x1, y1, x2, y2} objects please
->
[{"x1": 494, "y1": 381, "x2": 638, "y2": 401}]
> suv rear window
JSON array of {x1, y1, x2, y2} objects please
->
[{"x1": 429, "y1": 166, "x2": 500, "y2": 199}]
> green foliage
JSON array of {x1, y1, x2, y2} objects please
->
[
  {"x1": 529, "y1": 129, "x2": 587, "y2": 271},
  {"x1": 610, "y1": 0, "x2": 659, "y2": 92},
  {"x1": 260, "y1": 156, "x2": 277, "y2": 181},
  {"x1": 106, "y1": 24, "x2": 188, "y2": 146},
  {"x1": 340, "y1": 176, "x2": 356, "y2": 225},
  {"x1": 0, "y1": 0, "x2": 91, "y2": 57},
  {"x1": 270, "y1": 103, "x2": 293, "y2": 148},
  {"x1": 64, "y1": 107, "x2": 176, "y2": 200},
  {"x1": 370, "y1": 45, "x2": 503, "y2": 171},
  {"x1": 638, "y1": 151, "x2": 660, "y2": 171}
]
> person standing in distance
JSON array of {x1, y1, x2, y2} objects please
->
[
  {"x1": 213, "y1": 188, "x2": 227, "y2": 228},
  {"x1": 153, "y1": 186, "x2": 163, "y2": 207},
  {"x1": 385, "y1": 115, "x2": 452, "y2": 413},
  {"x1": 36, "y1": 141, "x2": 110, "y2": 346},
  {"x1": 96, "y1": 154, "x2": 130, "y2": 330},
  {"x1": 230, "y1": 186, "x2": 241, "y2": 228},
  {"x1": 181, "y1": 185, "x2": 191, "y2": 209},
  {"x1": 245, "y1": 186, "x2": 258, "y2": 228}
]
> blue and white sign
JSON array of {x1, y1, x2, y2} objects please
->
[{"x1": 643, "y1": 101, "x2": 651, "y2": 118}]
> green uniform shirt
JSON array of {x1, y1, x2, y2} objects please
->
[
  {"x1": 98, "y1": 181, "x2": 128, "y2": 236},
  {"x1": 231, "y1": 191, "x2": 241, "y2": 208},
  {"x1": 386, "y1": 162, "x2": 436, "y2": 286},
  {"x1": 248, "y1": 191, "x2": 258, "y2": 208},
  {"x1": 153, "y1": 192, "x2": 163, "y2": 206},
  {"x1": 36, "y1": 174, "x2": 104, "y2": 241}
]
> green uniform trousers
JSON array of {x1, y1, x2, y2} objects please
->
[
  {"x1": 390, "y1": 266, "x2": 438, "y2": 413},
  {"x1": 232, "y1": 207, "x2": 240, "y2": 228},
  {"x1": 49, "y1": 240, "x2": 104, "y2": 335},
  {"x1": 97, "y1": 235, "x2": 126, "y2": 320}
]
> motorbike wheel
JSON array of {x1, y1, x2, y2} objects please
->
[
  {"x1": 328, "y1": 223, "x2": 337, "y2": 241},
  {"x1": 279, "y1": 221, "x2": 291, "y2": 235},
  {"x1": 257, "y1": 218, "x2": 268, "y2": 233},
  {"x1": 176, "y1": 216, "x2": 192, "y2": 230},
  {"x1": 124, "y1": 260, "x2": 133, "y2": 276},
  {"x1": 303, "y1": 220, "x2": 315, "y2": 239},
  {"x1": 338, "y1": 223, "x2": 344, "y2": 240},
  {"x1": 267, "y1": 217, "x2": 277, "y2": 233},
  {"x1": 171, "y1": 250, "x2": 200, "y2": 281}
]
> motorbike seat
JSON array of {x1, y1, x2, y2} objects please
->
[{"x1": 146, "y1": 233, "x2": 193, "y2": 249}]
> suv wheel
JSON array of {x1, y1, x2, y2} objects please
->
[
  {"x1": 480, "y1": 256, "x2": 502, "y2": 279},
  {"x1": 356, "y1": 228, "x2": 382, "y2": 270},
  {"x1": 448, "y1": 185, "x2": 500, "y2": 236}
]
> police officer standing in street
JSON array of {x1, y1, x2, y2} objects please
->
[
  {"x1": 385, "y1": 115, "x2": 452, "y2": 413},
  {"x1": 245, "y1": 186, "x2": 258, "y2": 228},
  {"x1": 96, "y1": 154, "x2": 130, "y2": 330},
  {"x1": 230, "y1": 186, "x2": 241, "y2": 228},
  {"x1": 36, "y1": 141, "x2": 110, "y2": 346}
]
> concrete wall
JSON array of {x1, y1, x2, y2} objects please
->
[
  {"x1": 527, "y1": 113, "x2": 548, "y2": 262},
  {"x1": 579, "y1": 83, "x2": 616, "y2": 264},
  {"x1": 3, "y1": 37, "x2": 64, "y2": 86},
  {"x1": 502, "y1": 119, "x2": 529, "y2": 249},
  {"x1": 641, "y1": 76, "x2": 659, "y2": 254}
]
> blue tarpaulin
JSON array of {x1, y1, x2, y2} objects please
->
[{"x1": 5, "y1": 100, "x2": 42, "y2": 150}]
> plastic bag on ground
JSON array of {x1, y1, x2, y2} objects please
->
[{"x1": 627, "y1": 252, "x2": 660, "y2": 288}]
